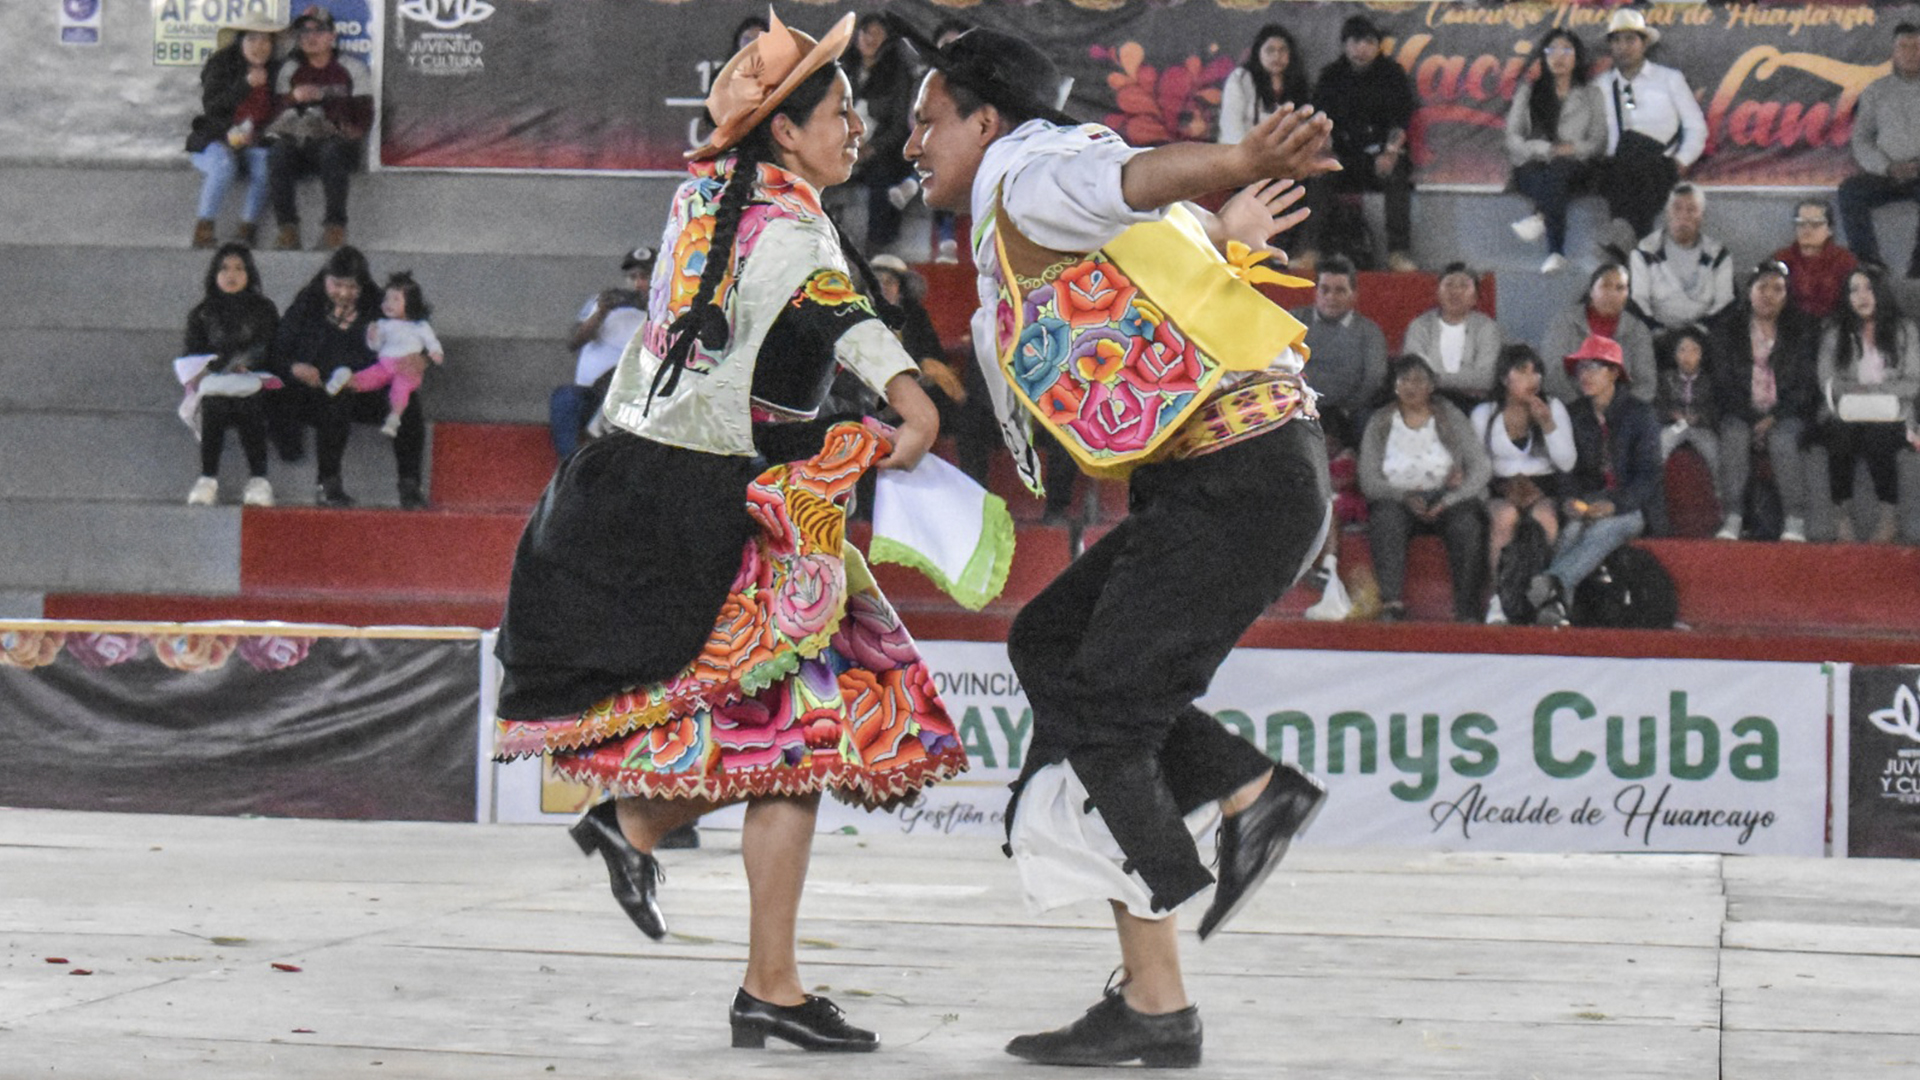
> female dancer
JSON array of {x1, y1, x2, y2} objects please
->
[{"x1": 492, "y1": 13, "x2": 963, "y2": 1052}]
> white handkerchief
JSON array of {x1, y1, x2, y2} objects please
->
[{"x1": 871, "y1": 453, "x2": 1015, "y2": 611}]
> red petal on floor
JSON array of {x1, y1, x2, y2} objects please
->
[{"x1": 270, "y1": 963, "x2": 303, "y2": 972}]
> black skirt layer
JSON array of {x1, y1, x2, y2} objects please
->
[{"x1": 494, "y1": 432, "x2": 761, "y2": 721}]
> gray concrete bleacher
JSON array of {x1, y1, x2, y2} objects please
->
[{"x1": 3, "y1": 158, "x2": 1917, "y2": 609}]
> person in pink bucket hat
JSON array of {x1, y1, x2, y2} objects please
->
[{"x1": 1524, "y1": 333, "x2": 1665, "y2": 625}]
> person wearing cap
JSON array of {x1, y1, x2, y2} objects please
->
[
  {"x1": 1709, "y1": 260, "x2": 1820, "y2": 541},
  {"x1": 902, "y1": 19, "x2": 1336, "y2": 1068},
  {"x1": 184, "y1": 15, "x2": 286, "y2": 249},
  {"x1": 548, "y1": 246, "x2": 655, "y2": 459},
  {"x1": 1307, "y1": 14, "x2": 1419, "y2": 272},
  {"x1": 1526, "y1": 333, "x2": 1663, "y2": 626},
  {"x1": 267, "y1": 5, "x2": 373, "y2": 252},
  {"x1": 1838, "y1": 23, "x2": 1920, "y2": 277},
  {"x1": 492, "y1": 13, "x2": 959, "y2": 1054},
  {"x1": 1593, "y1": 8, "x2": 1707, "y2": 246}
]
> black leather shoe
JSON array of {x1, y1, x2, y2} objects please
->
[
  {"x1": 729, "y1": 988, "x2": 878, "y2": 1052},
  {"x1": 314, "y1": 478, "x2": 355, "y2": 508},
  {"x1": 568, "y1": 800, "x2": 666, "y2": 940},
  {"x1": 1197, "y1": 765, "x2": 1326, "y2": 940},
  {"x1": 397, "y1": 479, "x2": 428, "y2": 511},
  {"x1": 1005, "y1": 987, "x2": 1201, "y2": 1068}
]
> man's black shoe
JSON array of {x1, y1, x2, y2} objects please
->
[
  {"x1": 1005, "y1": 986, "x2": 1201, "y2": 1068},
  {"x1": 1196, "y1": 765, "x2": 1325, "y2": 940},
  {"x1": 398, "y1": 479, "x2": 429, "y2": 511},
  {"x1": 315, "y1": 478, "x2": 355, "y2": 508}
]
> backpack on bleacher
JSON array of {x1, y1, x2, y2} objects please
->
[
  {"x1": 1495, "y1": 515, "x2": 1553, "y2": 624},
  {"x1": 1571, "y1": 546, "x2": 1678, "y2": 629}
]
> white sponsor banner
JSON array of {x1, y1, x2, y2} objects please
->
[{"x1": 487, "y1": 643, "x2": 1830, "y2": 857}]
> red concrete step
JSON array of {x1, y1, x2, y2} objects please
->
[
  {"x1": 240, "y1": 506, "x2": 527, "y2": 595},
  {"x1": 42, "y1": 591, "x2": 505, "y2": 629},
  {"x1": 430, "y1": 421, "x2": 556, "y2": 512}
]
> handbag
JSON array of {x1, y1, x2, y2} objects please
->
[{"x1": 1836, "y1": 392, "x2": 1901, "y2": 423}]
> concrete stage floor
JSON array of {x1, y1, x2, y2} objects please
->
[{"x1": 2, "y1": 808, "x2": 1917, "y2": 1079}]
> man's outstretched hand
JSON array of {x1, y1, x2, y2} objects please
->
[{"x1": 1234, "y1": 104, "x2": 1339, "y2": 186}]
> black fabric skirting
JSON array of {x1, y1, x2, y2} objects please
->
[{"x1": 493, "y1": 432, "x2": 761, "y2": 721}]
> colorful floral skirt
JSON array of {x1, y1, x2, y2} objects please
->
[{"x1": 493, "y1": 421, "x2": 967, "y2": 810}]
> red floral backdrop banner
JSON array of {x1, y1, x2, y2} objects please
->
[
  {"x1": 0, "y1": 624, "x2": 480, "y2": 821},
  {"x1": 379, "y1": 0, "x2": 1908, "y2": 186}
]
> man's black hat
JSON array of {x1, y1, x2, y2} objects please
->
[{"x1": 887, "y1": 16, "x2": 1077, "y2": 127}]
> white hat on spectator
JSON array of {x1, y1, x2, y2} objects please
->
[
  {"x1": 216, "y1": 14, "x2": 288, "y2": 52},
  {"x1": 1604, "y1": 8, "x2": 1660, "y2": 45}
]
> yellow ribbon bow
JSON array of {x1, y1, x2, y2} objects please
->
[{"x1": 1224, "y1": 240, "x2": 1313, "y2": 289}]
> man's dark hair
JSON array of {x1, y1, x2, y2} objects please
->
[
  {"x1": 1317, "y1": 254, "x2": 1358, "y2": 286},
  {"x1": 1895, "y1": 21, "x2": 1920, "y2": 37}
]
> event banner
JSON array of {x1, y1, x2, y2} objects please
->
[
  {"x1": 152, "y1": 0, "x2": 378, "y2": 67},
  {"x1": 379, "y1": 0, "x2": 1909, "y2": 185},
  {"x1": 1842, "y1": 665, "x2": 1920, "y2": 858},
  {"x1": 0, "y1": 623, "x2": 480, "y2": 821},
  {"x1": 496, "y1": 641, "x2": 1830, "y2": 857}
]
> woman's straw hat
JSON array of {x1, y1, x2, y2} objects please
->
[{"x1": 689, "y1": 9, "x2": 856, "y2": 161}]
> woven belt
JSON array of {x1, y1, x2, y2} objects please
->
[{"x1": 1159, "y1": 372, "x2": 1317, "y2": 463}]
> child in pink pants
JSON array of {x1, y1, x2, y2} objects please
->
[{"x1": 327, "y1": 271, "x2": 444, "y2": 437}]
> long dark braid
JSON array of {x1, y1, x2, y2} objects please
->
[
  {"x1": 648, "y1": 61, "x2": 843, "y2": 411},
  {"x1": 647, "y1": 138, "x2": 767, "y2": 408}
]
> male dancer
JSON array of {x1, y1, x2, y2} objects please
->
[{"x1": 899, "y1": 22, "x2": 1337, "y2": 1068}]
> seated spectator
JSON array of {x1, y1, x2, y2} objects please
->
[
  {"x1": 1308, "y1": 15, "x2": 1417, "y2": 272},
  {"x1": 185, "y1": 15, "x2": 284, "y2": 249},
  {"x1": 182, "y1": 242, "x2": 280, "y2": 507},
  {"x1": 1359, "y1": 354, "x2": 1490, "y2": 622},
  {"x1": 269, "y1": 6, "x2": 372, "y2": 252},
  {"x1": 328, "y1": 271, "x2": 444, "y2": 439},
  {"x1": 1773, "y1": 198, "x2": 1856, "y2": 320},
  {"x1": 1401, "y1": 263, "x2": 1502, "y2": 410},
  {"x1": 1505, "y1": 28, "x2": 1606, "y2": 275},
  {"x1": 269, "y1": 246, "x2": 427, "y2": 508},
  {"x1": 1541, "y1": 263, "x2": 1656, "y2": 402},
  {"x1": 1528, "y1": 335, "x2": 1662, "y2": 627},
  {"x1": 1218, "y1": 24, "x2": 1310, "y2": 145},
  {"x1": 1628, "y1": 184, "x2": 1733, "y2": 333},
  {"x1": 552, "y1": 246, "x2": 652, "y2": 459},
  {"x1": 844, "y1": 14, "x2": 918, "y2": 252},
  {"x1": 1817, "y1": 265, "x2": 1919, "y2": 542},
  {"x1": 1593, "y1": 9, "x2": 1707, "y2": 248},
  {"x1": 1838, "y1": 23, "x2": 1920, "y2": 276},
  {"x1": 1293, "y1": 255, "x2": 1388, "y2": 449},
  {"x1": 1711, "y1": 261, "x2": 1819, "y2": 541},
  {"x1": 1654, "y1": 325, "x2": 1724, "y2": 507},
  {"x1": 1471, "y1": 345, "x2": 1576, "y2": 624}
]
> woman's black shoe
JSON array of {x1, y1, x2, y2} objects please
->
[
  {"x1": 1005, "y1": 987, "x2": 1201, "y2": 1068},
  {"x1": 729, "y1": 988, "x2": 878, "y2": 1052},
  {"x1": 568, "y1": 800, "x2": 666, "y2": 940},
  {"x1": 1197, "y1": 764, "x2": 1326, "y2": 940}
]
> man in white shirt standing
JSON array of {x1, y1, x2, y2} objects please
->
[
  {"x1": 901, "y1": 20, "x2": 1335, "y2": 1069},
  {"x1": 1593, "y1": 9, "x2": 1707, "y2": 251}
]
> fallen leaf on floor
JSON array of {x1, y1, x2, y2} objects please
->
[
  {"x1": 292, "y1": 1028, "x2": 315, "y2": 1034},
  {"x1": 798, "y1": 938, "x2": 839, "y2": 949},
  {"x1": 69, "y1": 969, "x2": 94, "y2": 976},
  {"x1": 211, "y1": 936, "x2": 249, "y2": 946},
  {"x1": 1574, "y1": 1011, "x2": 1607, "y2": 1021},
  {"x1": 271, "y1": 963, "x2": 303, "y2": 973}
]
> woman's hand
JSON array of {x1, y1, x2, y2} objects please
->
[
  {"x1": 246, "y1": 66, "x2": 268, "y2": 88},
  {"x1": 878, "y1": 371, "x2": 939, "y2": 471}
]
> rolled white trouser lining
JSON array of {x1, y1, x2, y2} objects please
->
[{"x1": 1007, "y1": 761, "x2": 1222, "y2": 920}]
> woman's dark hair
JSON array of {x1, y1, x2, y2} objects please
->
[
  {"x1": 1526, "y1": 29, "x2": 1590, "y2": 138},
  {"x1": 301, "y1": 244, "x2": 379, "y2": 311},
  {"x1": 202, "y1": 242, "x2": 263, "y2": 298},
  {"x1": 730, "y1": 15, "x2": 769, "y2": 53},
  {"x1": 1794, "y1": 197, "x2": 1835, "y2": 230},
  {"x1": 1654, "y1": 323, "x2": 1714, "y2": 374},
  {"x1": 1242, "y1": 24, "x2": 1309, "y2": 112},
  {"x1": 382, "y1": 271, "x2": 431, "y2": 321},
  {"x1": 1836, "y1": 264, "x2": 1902, "y2": 365},
  {"x1": 1487, "y1": 344, "x2": 1543, "y2": 410},
  {"x1": 1390, "y1": 352, "x2": 1435, "y2": 385},
  {"x1": 653, "y1": 62, "x2": 845, "y2": 405},
  {"x1": 1584, "y1": 261, "x2": 1627, "y2": 305}
]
